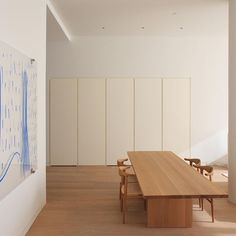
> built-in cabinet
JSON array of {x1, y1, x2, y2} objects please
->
[
  {"x1": 135, "y1": 79, "x2": 162, "y2": 151},
  {"x1": 106, "y1": 79, "x2": 134, "y2": 165},
  {"x1": 50, "y1": 79, "x2": 78, "y2": 165},
  {"x1": 49, "y1": 78, "x2": 191, "y2": 166},
  {"x1": 78, "y1": 79, "x2": 106, "y2": 165}
]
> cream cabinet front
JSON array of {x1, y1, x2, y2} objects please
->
[
  {"x1": 78, "y1": 79, "x2": 106, "y2": 165},
  {"x1": 106, "y1": 79, "x2": 134, "y2": 165},
  {"x1": 50, "y1": 79, "x2": 78, "y2": 165},
  {"x1": 49, "y1": 78, "x2": 191, "y2": 165},
  {"x1": 134, "y1": 79, "x2": 162, "y2": 151}
]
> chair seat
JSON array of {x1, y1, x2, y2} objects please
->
[
  {"x1": 119, "y1": 166, "x2": 137, "y2": 182},
  {"x1": 121, "y1": 183, "x2": 142, "y2": 197},
  {"x1": 119, "y1": 166, "x2": 135, "y2": 174},
  {"x1": 126, "y1": 168, "x2": 137, "y2": 183}
]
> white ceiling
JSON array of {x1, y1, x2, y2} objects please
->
[{"x1": 47, "y1": 0, "x2": 228, "y2": 40}]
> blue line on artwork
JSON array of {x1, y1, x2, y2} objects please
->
[
  {"x1": 0, "y1": 152, "x2": 21, "y2": 182},
  {"x1": 22, "y1": 70, "x2": 30, "y2": 174}
]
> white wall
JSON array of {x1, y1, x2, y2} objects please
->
[
  {"x1": 0, "y1": 0, "x2": 46, "y2": 235},
  {"x1": 47, "y1": 35, "x2": 228, "y2": 165},
  {"x1": 229, "y1": 0, "x2": 236, "y2": 203}
]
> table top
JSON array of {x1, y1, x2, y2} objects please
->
[{"x1": 128, "y1": 151, "x2": 228, "y2": 199}]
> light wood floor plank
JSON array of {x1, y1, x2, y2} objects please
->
[{"x1": 27, "y1": 166, "x2": 236, "y2": 236}]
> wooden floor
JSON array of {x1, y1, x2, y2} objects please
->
[{"x1": 27, "y1": 166, "x2": 236, "y2": 236}]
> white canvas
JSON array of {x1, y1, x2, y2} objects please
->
[{"x1": 0, "y1": 41, "x2": 37, "y2": 200}]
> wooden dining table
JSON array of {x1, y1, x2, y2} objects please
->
[{"x1": 127, "y1": 151, "x2": 228, "y2": 228}]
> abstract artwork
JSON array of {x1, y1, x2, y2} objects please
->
[{"x1": 0, "y1": 41, "x2": 37, "y2": 200}]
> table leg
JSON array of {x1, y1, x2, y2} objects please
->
[{"x1": 147, "y1": 198, "x2": 192, "y2": 228}]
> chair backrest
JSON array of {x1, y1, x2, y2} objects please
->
[
  {"x1": 117, "y1": 158, "x2": 133, "y2": 189},
  {"x1": 119, "y1": 166, "x2": 132, "y2": 196},
  {"x1": 184, "y1": 158, "x2": 201, "y2": 167},
  {"x1": 118, "y1": 166, "x2": 128, "y2": 177},
  {"x1": 117, "y1": 158, "x2": 129, "y2": 167},
  {"x1": 197, "y1": 165, "x2": 214, "y2": 181}
]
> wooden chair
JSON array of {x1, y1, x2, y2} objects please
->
[
  {"x1": 117, "y1": 158, "x2": 129, "y2": 167},
  {"x1": 184, "y1": 158, "x2": 201, "y2": 171},
  {"x1": 119, "y1": 166, "x2": 143, "y2": 224},
  {"x1": 198, "y1": 165, "x2": 213, "y2": 181},
  {"x1": 185, "y1": 158, "x2": 202, "y2": 207},
  {"x1": 196, "y1": 165, "x2": 214, "y2": 222},
  {"x1": 117, "y1": 158, "x2": 137, "y2": 200}
]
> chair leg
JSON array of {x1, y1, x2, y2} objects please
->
[
  {"x1": 144, "y1": 199, "x2": 147, "y2": 211},
  {"x1": 201, "y1": 198, "x2": 204, "y2": 211},
  {"x1": 120, "y1": 195, "x2": 123, "y2": 212},
  {"x1": 119, "y1": 183, "x2": 121, "y2": 200},
  {"x1": 198, "y1": 198, "x2": 201, "y2": 208},
  {"x1": 123, "y1": 197, "x2": 127, "y2": 224},
  {"x1": 211, "y1": 199, "x2": 214, "y2": 223}
]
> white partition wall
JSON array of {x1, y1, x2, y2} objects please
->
[
  {"x1": 135, "y1": 79, "x2": 162, "y2": 150},
  {"x1": 163, "y1": 79, "x2": 191, "y2": 157},
  {"x1": 106, "y1": 79, "x2": 134, "y2": 165},
  {"x1": 50, "y1": 79, "x2": 78, "y2": 165},
  {"x1": 78, "y1": 79, "x2": 106, "y2": 165}
]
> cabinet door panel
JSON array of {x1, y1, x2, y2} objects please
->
[
  {"x1": 135, "y1": 79, "x2": 162, "y2": 150},
  {"x1": 106, "y1": 79, "x2": 134, "y2": 165},
  {"x1": 163, "y1": 79, "x2": 190, "y2": 157},
  {"x1": 50, "y1": 79, "x2": 78, "y2": 165},
  {"x1": 78, "y1": 79, "x2": 106, "y2": 165}
]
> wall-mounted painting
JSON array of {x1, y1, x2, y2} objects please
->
[{"x1": 0, "y1": 41, "x2": 37, "y2": 200}]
